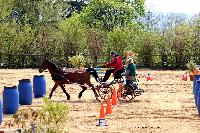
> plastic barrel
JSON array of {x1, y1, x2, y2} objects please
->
[
  {"x1": 193, "y1": 75, "x2": 200, "y2": 105},
  {"x1": 18, "y1": 79, "x2": 32, "y2": 105},
  {"x1": 0, "y1": 97, "x2": 2, "y2": 124},
  {"x1": 33, "y1": 75, "x2": 46, "y2": 98},
  {"x1": 195, "y1": 80, "x2": 200, "y2": 105},
  {"x1": 3, "y1": 86, "x2": 19, "y2": 114},
  {"x1": 197, "y1": 90, "x2": 200, "y2": 114}
]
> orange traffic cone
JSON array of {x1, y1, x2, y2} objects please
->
[
  {"x1": 99, "y1": 100, "x2": 105, "y2": 119},
  {"x1": 97, "y1": 100, "x2": 107, "y2": 126},
  {"x1": 106, "y1": 94, "x2": 112, "y2": 115},
  {"x1": 112, "y1": 87, "x2": 118, "y2": 105}
]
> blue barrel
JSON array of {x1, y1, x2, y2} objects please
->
[
  {"x1": 0, "y1": 97, "x2": 3, "y2": 124},
  {"x1": 193, "y1": 75, "x2": 200, "y2": 93},
  {"x1": 33, "y1": 75, "x2": 46, "y2": 98},
  {"x1": 195, "y1": 80, "x2": 200, "y2": 106},
  {"x1": 193, "y1": 75, "x2": 200, "y2": 105},
  {"x1": 18, "y1": 79, "x2": 32, "y2": 105},
  {"x1": 197, "y1": 90, "x2": 200, "y2": 114},
  {"x1": 3, "y1": 86, "x2": 19, "y2": 114}
]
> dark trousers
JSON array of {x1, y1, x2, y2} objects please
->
[
  {"x1": 102, "y1": 68, "x2": 124, "y2": 82},
  {"x1": 126, "y1": 80, "x2": 138, "y2": 90}
]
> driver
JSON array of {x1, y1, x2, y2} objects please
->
[{"x1": 101, "y1": 51, "x2": 124, "y2": 82}]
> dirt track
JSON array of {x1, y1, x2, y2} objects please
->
[{"x1": 0, "y1": 69, "x2": 200, "y2": 133}]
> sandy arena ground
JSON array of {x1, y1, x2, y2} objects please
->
[{"x1": 0, "y1": 69, "x2": 200, "y2": 133}]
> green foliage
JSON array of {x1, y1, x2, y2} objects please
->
[
  {"x1": 0, "y1": 22, "x2": 19, "y2": 54},
  {"x1": 189, "y1": 17, "x2": 200, "y2": 64},
  {"x1": 105, "y1": 23, "x2": 142, "y2": 56},
  {"x1": 10, "y1": 98, "x2": 70, "y2": 133},
  {"x1": 37, "y1": 97, "x2": 70, "y2": 133},
  {"x1": 0, "y1": 0, "x2": 14, "y2": 19},
  {"x1": 86, "y1": 28, "x2": 107, "y2": 65},
  {"x1": 80, "y1": 0, "x2": 145, "y2": 31},
  {"x1": 37, "y1": 0, "x2": 67, "y2": 25},
  {"x1": 186, "y1": 59, "x2": 197, "y2": 73},
  {"x1": 57, "y1": 14, "x2": 88, "y2": 56},
  {"x1": 15, "y1": 24, "x2": 36, "y2": 54},
  {"x1": 35, "y1": 25, "x2": 59, "y2": 56},
  {"x1": 136, "y1": 32, "x2": 159, "y2": 67},
  {"x1": 161, "y1": 22, "x2": 196, "y2": 68},
  {"x1": 12, "y1": 0, "x2": 40, "y2": 26},
  {"x1": 106, "y1": 27, "x2": 128, "y2": 55},
  {"x1": 68, "y1": 54, "x2": 86, "y2": 68},
  {"x1": 66, "y1": 0, "x2": 88, "y2": 16}
]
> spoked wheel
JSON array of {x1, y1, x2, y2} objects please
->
[
  {"x1": 117, "y1": 85, "x2": 136, "y2": 102},
  {"x1": 95, "y1": 84, "x2": 114, "y2": 102}
]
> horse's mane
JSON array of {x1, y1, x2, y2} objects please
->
[{"x1": 46, "y1": 59, "x2": 60, "y2": 72}]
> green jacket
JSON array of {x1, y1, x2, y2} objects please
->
[{"x1": 125, "y1": 63, "x2": 136, "y2": 81}]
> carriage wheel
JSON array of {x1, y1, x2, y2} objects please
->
[
  {"x1": 117, "y1": 85, "x2": 136, "y2": 102},
  {"x1": 95, "y1": 85, "x2": 113, "y2": 102}
]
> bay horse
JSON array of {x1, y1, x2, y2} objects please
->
[{"x1": 38, "y1": 59, "x2": 100, "y2": 100}]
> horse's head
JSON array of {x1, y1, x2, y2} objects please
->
[
  {"x1": 39, "y1": 59, "x2": 49, "y2": 73},
  {"x1": 39, "y1": 59, "x2": 59, "y2": 75}
]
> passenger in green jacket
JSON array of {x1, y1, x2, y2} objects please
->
[{"x1": 125, "y1": 58, "x2": 138, "y2": 90}]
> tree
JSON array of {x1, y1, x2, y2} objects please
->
[
  {"x1": 191, "y1": 13, "x2": 200, "y2": 64},
  {"x1": 80, "y1": 0, "x2": 145, "y2": 31},
  {"x1": 56, "y1": 14, "x2": 88, "y2": 58}
]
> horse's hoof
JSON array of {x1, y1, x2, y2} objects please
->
[
  {"x1": 67, "y1": 97, "x2": 70, "y2": 100},
  {"x1": 78, "y1": 94, "x2": 82, "y2": 99}
]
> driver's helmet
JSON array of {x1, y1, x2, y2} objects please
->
[{"x1": 110, "y1": 51, "x2": 116, "y2": 57}]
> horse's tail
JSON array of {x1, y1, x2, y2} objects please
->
[{"x1": 86, "y1": 68, "x2": 100, "y2": 82}]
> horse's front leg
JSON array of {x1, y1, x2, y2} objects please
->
[
  {"x1": 60, "y1": 84, "x2": 70, "y2": 100},
  {"x1": 49, "y1": 82, "x2": 59, "y2": 99},
  {"x1": 78, "y1": 85, "x2": 87, "y2": 99}
]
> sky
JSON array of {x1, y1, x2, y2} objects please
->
[{"x1": 145, "y1": 0, "x2": 200, "y2": 14}]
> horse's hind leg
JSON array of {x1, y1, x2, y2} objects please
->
[
  {"x1": 88, "y1": 84, "x2": 99, "y2": 98},
  {"x1": 78, "y1": 86, "x2": 87, "y2": 99},
  {"x1": 49, "y1": 82, "x2": 59, "y2": 99},
  {"x1": 60, "y1": 84, "x2": 70, "y2": 100}
]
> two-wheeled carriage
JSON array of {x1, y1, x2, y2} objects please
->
[{"x1": 95, "y1": 72, "x2": 144, "y2": 102}]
